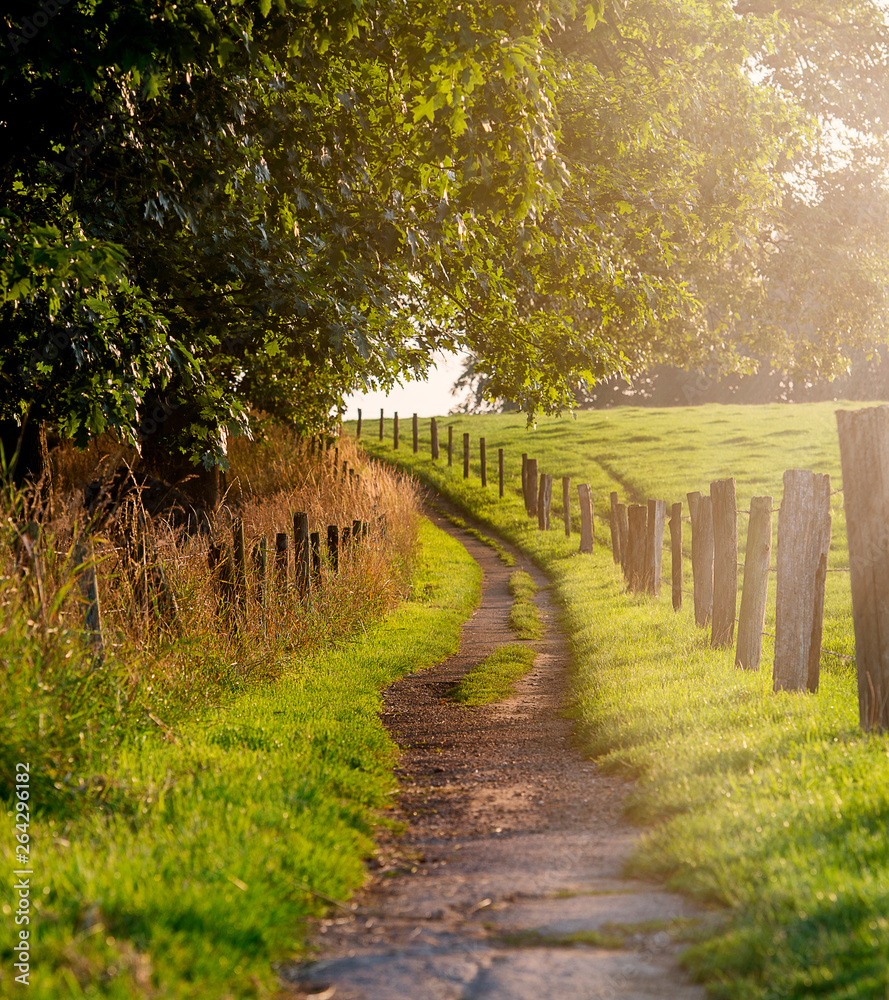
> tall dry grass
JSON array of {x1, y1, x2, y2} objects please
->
[{"x1": 0, "y1": 426, "x2": 419, "y2": 814}]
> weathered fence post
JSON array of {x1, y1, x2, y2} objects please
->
[
  {"x1": 327, "y1": 524, "x2": 339, "y2": 573},
  {"x1": 836, "y1": 406, "x2": 889, "y2": 730},
  {"x1": 773, "y1": 470, "x2": 831, "y2": 693},
  {"x1": 526, "y1": 458, "x2": 539, "y2": 517},
  {"x1": 669, "y1": 502, "x2": 682, "y2": 611},
  {"x1": 463, "y1": 432, "x2": 470, "y2": 479},
  {"x1": 294, "y1": 512, "x2": 311, "y2": 602},
  {"x1": 644, "y1": 499, "x2": 667, "y2": 596},
  {"x1": 357, "y1": 408, "x2": 362, "y2": 439},
  {"x1": 562, "y1": 477, "x2": 571, "y2": 537},
  {"x1": 736, "y1": 496, "x2": 772, "y2": 670},
  {"x1": 480, "y1": 438, "x2": 487, "y2": 487},
  {"x1": 538, "y1": 474, "x2": 553, "y2": 530},
  {"x1": 448, "y1": 426, "x2": 454, "y2": 467},
  {"x1": 499, "y1": 448, "x2": 505, "y2": 499},
  {"x1": 431, "y1": 418, "x2": 439, "y2": 461},
  {"x1": 412, "y1": 412, "x2": 419, "y2": 453},
  {"x1": 379, "y1": 408, "x2": 384, "y2": 441},
  {"x1": 275, "y1": 531, "x2": 289, "y2": 588},
  {"x1": 711, "y1": 478, "x2": 738, "y2": 648},
  {"x1": 688, "y1": 491, "x2": 714, "y2": 626},
  {"x1": 609, "y1": 492, "x2": 621, "y2": 564},
  {"x1": 617, "y1": 502, "x2": 629, "y2": 576},
  {"x1": 627, "y1": 505, "x2": 648, "y2": 592},
  {"x1": 521, "y1": 454, "x2": 528, "y2": 508},
  {"x1": 578, "y1": 484, "x2": 594, "y2": 553},
  {"x1": 393, "y1": 412, "x2": 399, "y2": 450}
]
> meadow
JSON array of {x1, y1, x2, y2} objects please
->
[{"x1": 357, "y1": 401, "x2": 889, "y2": 1000}]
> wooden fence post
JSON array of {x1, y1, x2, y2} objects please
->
[
  {"x1": 526, "y1": 458, "x2": 539, "y2": 517},
  {"x1": 448, "y1": 426, "x2": 453, "y2": 467},
  {"x1": 578, "y1": 484, "x2": 594, "y2": 553},
  {"x1": 379, "y1": 408, "x2": 384, "y2": 441},
  {"x1": 688, "y1": 491, "x2": 714, "y2": 626},
  {"x1": 357, "y1": 408, "x2": 362, "y2": 439},
  {"x1": 773, "y1": 470, "x2": 831, "y2": 693},
  {"x1": 627, "y1": 504, "x2": 648, "y2": 592},
  {"x1": 412, "y1": 412, "x2": 419, "y2": 453},
  {"x1": 617, "y1": 502, "x2": 629, "y2": 576},
  {"x1": 463, "y1": 432, "x2": 470, "y2": 479},
  {"x1": 294, "y1": 512, "x2": 310, "y2": 602},
  {"x1": 562, "y1": 476, "x2": 571, "y2": 537},
  {"x1": 669, "y1": 502, "x2": 682, "y2": 611},
  {"x1": 522, "y1": 454, "x2": 528, "y2": 509},
  {"x1": 711, "y1": 478, "x2": 738, "y2": 648},
  {"x1": 393, "y1": 412, "x2": 399, "y2": 450},
  {"x1": 836, "y1": 406, "x2": 889, "y2": 730},
  {"x1": 644, "y1": 499, "x2": 667, "y2": 596},
  {"x1": 275, "y1": 531, "x2": 289, "y2": 588},
  {"x1": 431, "y1": 418, "x2": 439, "y2": 461},
  {"x1": 609, "y1": 492, "x2": 621, "y2": 564},
  {"x1": 499, "y1": 448, "x2": 505, "y2": 499},
  {"x1": 327, "y1": 525, "x2": 339, "y2": 573},
  {"x1": 480, "y1": 437, "x2": 487, "y2": 487},
  {"x1": 538, "y1": 474, "x2": 553, "y2": 530},
  {"x1": 736, "y1": 496, "x2": 772, "y2": 670}
]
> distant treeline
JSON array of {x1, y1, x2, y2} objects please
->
[{"x1": 578, "y1": 353, "x2": 889, "y2": 408}]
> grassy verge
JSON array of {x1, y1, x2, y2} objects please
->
[
  {"x1": 355, "y1": 403, "x2": 889, "y2": 1000},
  {"x1": 508, "y1": 570, "x2": 543, "y2": 640},
  {"x1": 452, "y1": 644, "x2": 537, "y2": 706},
  {"x1": 0, "y1": 518, "x2": 481, "y2": 998}
]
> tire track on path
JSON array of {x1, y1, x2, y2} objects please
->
[{"x1": 283, "y1": 491, "x2": 710, "y2": 1000}]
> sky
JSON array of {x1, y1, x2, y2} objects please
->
[{"x1": 340, "y1": 349, "x2": 472, "y2": 420}]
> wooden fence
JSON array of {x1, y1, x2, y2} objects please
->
[{"x1": 372, "y1": 406, "x2": 889, "y2": 733}]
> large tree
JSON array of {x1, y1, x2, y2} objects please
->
[{"x1": 2, "y1": 1, "x2": 888, "y2": 486}]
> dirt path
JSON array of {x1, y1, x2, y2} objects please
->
[{"x1": 283, "y1": 497, "x2": 710, "y2": 1000}]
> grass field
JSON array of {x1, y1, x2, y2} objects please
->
[
  {"x1": 356, "y1": 402, "x2": 889, "y2": 1000},
  {"x1": 0, "y1": 518, "x2": 480, "y2": 998}
]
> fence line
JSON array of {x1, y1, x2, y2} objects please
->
[{"x1": 382, "y1": 414, "x2": 878, "y2": 732}]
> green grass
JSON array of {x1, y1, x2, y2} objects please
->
[
  {"x1": 0, "y1": 518, "x2": 481, "y2": 998},
  {"x1": 355, "y1": 402, "x2": 889, "y2": 1000},
  {"x1": 452, "y1": 644, "x2": 537, "y2": 706},
  {"x1": 508, "y1": 570, "x2": 543, "y2": 639}
]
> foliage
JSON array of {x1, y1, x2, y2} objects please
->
[{"x1": 2, "y1": 1, "x2": 889, "y2": 454}]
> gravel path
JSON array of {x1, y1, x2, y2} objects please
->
[{"x1": 283, "y1": 496, "x2": 711, "y2": 1000}]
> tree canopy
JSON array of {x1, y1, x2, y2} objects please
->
[{"x1": 2, "y1": 0, "x2": 888, "y2": 479}]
